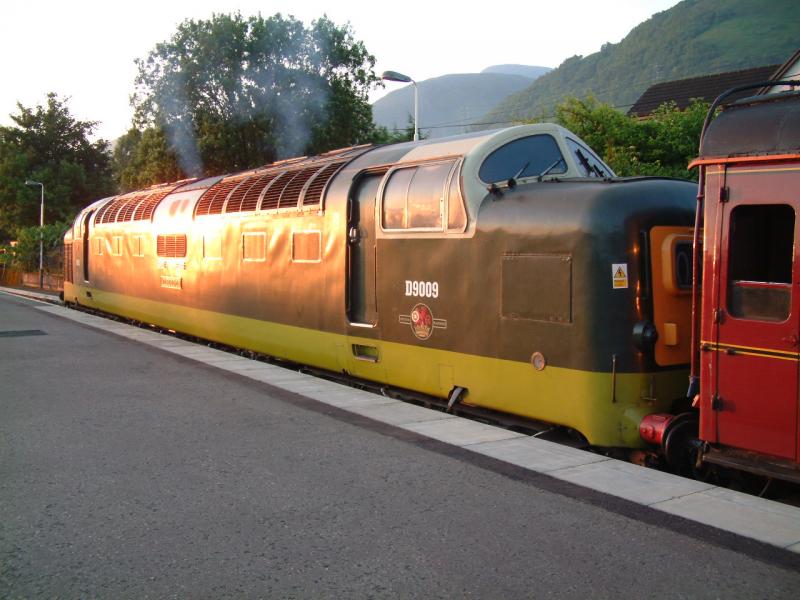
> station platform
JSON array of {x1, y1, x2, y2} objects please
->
[{"x1": 1, "y1": 288, "x2": 799, "y2": 597}]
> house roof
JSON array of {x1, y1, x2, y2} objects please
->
[{"x1": 627, "y1": 65, "x2": 780, "y2": 117}]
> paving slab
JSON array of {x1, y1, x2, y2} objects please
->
[
  {"x1": 653, "y1": 487, "x2": 800, "y2": 549},
  {"x1": 347, "y1": 400, "x2": 455, "y2": 426},
  {"x1": 403, "y1": 416, "x2": 526, "y2": 446},
  {"x1": 304, "y1": 388, "x2": 397, "y2": 408},
  {"x1": 549, "y1": 460, "x2": 717, "y2": 505},
  {"x1": 468, "y1": 436, "x2": 611, "y2": 472}
]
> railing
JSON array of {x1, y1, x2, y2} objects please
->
[{"x1": 0, "y1": 267, "x2": 63, "y2": 291}]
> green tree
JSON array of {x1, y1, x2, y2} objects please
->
[
  {"x1": 113, "y1": 127, "x2": 183, "y2": 193},
  {"x1": 127, "y1": 12, "x2": 381, "y2": 186},
  {"x1": 551, "y1": 96, "x2": 708, "y2": 180},
  {"x1": 0, "y1": 93, "x2": 114, "y2": 239},
  {"x1": 12, "y1": 221, "x2": 70, "y2": 271}
]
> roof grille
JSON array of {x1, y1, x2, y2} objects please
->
[
  {"x1": 196, "y1": 175, "x2": 249, "y2": 216},
  {"x1": 96, "y1": 197, "x2": 127, "y2": 224},
  {"x1": 260, "y1": 171, "x2": 293, "y2": 211},
  {"x1": 279, "y1": 167, "x2": 318, "y2": 209},
  {"x1": 94, "y1": 185, "x2": 177, "y2": 225},
  {"x1": 134, "y1": 188, "x2": 174, "y2": 221},
  {"x1": 192, "y1": 146, "x2": 372, "y2": 218},
  {"x1": 303, "y1": 161, "x2": 344, "y2": 206},
  {"x1": 225, "y1": 172, "x2": 278, "y2": 213}
]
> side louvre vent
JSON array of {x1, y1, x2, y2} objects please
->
[
  {"x1": 156, "y1": 234, "x2": 187, "y2": 258},
  {"x1": 64, "y1": 243, "x2": 74, "y2": 283}
]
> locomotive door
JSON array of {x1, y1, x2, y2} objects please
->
[
  {"x1": 82, "y1": 210, "x2": 93, "y2": 281},
  {"x1": 346, "y1": 173, "x2": 380, "y2": 325},
  {"x1": 712, "y1": 173, "x2": 799, "y2": 460}
]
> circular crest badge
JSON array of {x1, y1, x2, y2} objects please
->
[{"x1": 410, "y1": 303, "x2": 434, "y2": 340}]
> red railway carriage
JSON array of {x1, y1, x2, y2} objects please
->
[{"x1": 693, "y1": 87, "x2": 800, "y2": 482}]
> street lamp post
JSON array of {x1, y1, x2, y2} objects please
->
[
  {"x1": 25, "y1": 180, "x2": 44, "y2": 289},
  {"x1": 381, "y1": 70, "x2": 419, "y2": 141}
]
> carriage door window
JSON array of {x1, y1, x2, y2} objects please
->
[{"x1": 727, "y1": 204, "x2": 795, "y2": 321}]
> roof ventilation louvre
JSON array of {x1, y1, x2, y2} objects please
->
[
  {"x1": 279, "y1": 166, "x2": 319, "y2": 209},
  {"x1": 196, "y1": 174, "x2": 250, "y2": 216},
  {"x1": 303, "y1": 161, "x2": 345, "y2": 207},
  {"x1": 225, "y1": 172, "x2": 280, "y2": 213},
  {"x1": 260, "y1": 171, "x2": 293, "y2": 211}
]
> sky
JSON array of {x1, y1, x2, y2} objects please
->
[{"x1": 0, "y1": 0, "x2": 682, "y2": 141}]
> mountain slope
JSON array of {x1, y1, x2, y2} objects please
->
[
  {"x1": 372, "y1": 69, "x2": 549, "y2": 138},
  {"x1": 481, "y1": 0, "x2": 797, "y2": 126}
]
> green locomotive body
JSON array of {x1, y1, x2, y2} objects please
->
[{"x1": 63, "y1": 124, "x2": 696, "y2": 448}]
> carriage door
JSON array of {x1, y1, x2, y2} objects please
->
[
  {"x1": 346, "y1": 173, "x2": 380, "y2": 325},
  {"x1": 713, "y1": 176, "x2": 799, "y2": 460}
]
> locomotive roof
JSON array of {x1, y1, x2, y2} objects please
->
[
  {"x1": 698, "y1": 90, "x2": 800, "y2": 159},
  {"x1": 77, "y1": 123, "x2": 613, "y2": 230}
]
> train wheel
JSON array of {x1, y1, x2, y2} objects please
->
[{"x1": 662, "y1": 412, "x2": 700, "y2": 478}]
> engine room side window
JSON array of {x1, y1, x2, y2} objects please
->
[
  {"x1": 242, "y1": 232, "x2": 266, "y2": 262},
  {"x1": 382, "y1": 161, "x2": 454, "y2": 232},
  {"x1": 479, "y1": 135, "x2": 566, "y2": 183}
]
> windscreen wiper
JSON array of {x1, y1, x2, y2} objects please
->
[{"x1": 537, "y1": 158, "x2": 564, "y2": 181}]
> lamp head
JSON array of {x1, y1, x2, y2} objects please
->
[{"x1": 381, "y1": 70, "x2": 413, "y2": 83}]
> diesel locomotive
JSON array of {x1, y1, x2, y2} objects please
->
[{"x1": 63, "y1": 123, "x2": 697, "y2": 451}]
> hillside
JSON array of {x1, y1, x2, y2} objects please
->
[
  {"x1": 372, "y1": 68, "x2": 549, "y2": 139},
  {"x1": 481, "y1": 65, "x2": 552, "y2": 79},
  {"x1": 481, "y1": 0, "x2": 797, "y2": 126}
]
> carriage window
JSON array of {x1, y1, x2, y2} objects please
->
[
  {"x1": 727, "y1": 204, "x2": 794, "y2": 321},
  {"x1": 382, "y1": 161, "x2": 452, "y2": 231},
  {"x1": 479, "y1": 135, "x2": 567, "y2": 183}
]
